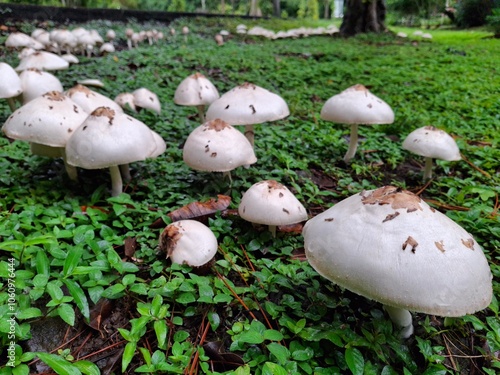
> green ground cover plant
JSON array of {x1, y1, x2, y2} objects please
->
[{"x1": 0, "y1": 16, "x2": 499, "y2": 374}]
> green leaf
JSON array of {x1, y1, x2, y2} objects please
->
[
  {"x1": 122, "y1": 341, "x2": 137, "y2": 373},
  {"x1": 154, "y1": 320, "x2": 168, "y2": 348},
  {"x1": 238, "y1": 330, "x2": 264, "y2": 344},
  {"x1": 345, "y1": 347, "x2": 364, "y2": 375},
  {"x1": 57, "y1": 303, "x2": 76, "y2": 326},
  {"x1": 263, "y1": 329, "x2": 284, "y2": 341},
  {"x1": 267, "y1": 342, "x2": 290, "y2": 365},
  {"x1": 72, "y1": 360, "x2": 100, "y2": 375},
  {"x1": 16, "y1": 307, "x2": 42, "y2": 320},
  {"x1": 25, "y1": 235, "x2": 57, "y2": 247},
  {"x1": 35, "y1": 250, "x2": 50, "y2": 277},
  {"x1": 36, "y1": 352, "x2": 82, "y2": 375},
  {"x1": 262, "y1": 362, "x2": 288, "y2": 375},
  {"x1": 63, "y1": 247, "x2": 83, "y2": 277},
  {"x1": 63, "y1": 279, "x2": 90, "y2": 320}
]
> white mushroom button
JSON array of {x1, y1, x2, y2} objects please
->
[
  {"x1": 320, "y1": 84, "x2": 394, "y2": 163},
  {"x1": 402, "y1": 125, "x2": 461, "y2": 180},
  {"x1": 238, "y1": 180, "x2": 308, "y2": 237},
  {"x1": 303, "y1": 186, "x2": 493, "y2": 338},
  {"x1": 132, "y1": 87, "x2": 161, "y2": 114},
  {"x1": 158, "y1": 220, "x2": 218, "y2": 267}
]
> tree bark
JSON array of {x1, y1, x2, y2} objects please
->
[
  {"x1": 340, "y1": 0, "x2": 387, "y2": 37},
  {"x1": 273, "y1": 0, "x2": 281, "y2": 17}
]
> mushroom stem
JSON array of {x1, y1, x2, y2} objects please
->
[
  {"x1": 222, "y1": 171, "x2": 233, "y2": 184},
  {"x1": 423, "y1": 157, "x2": 433, "y2": 180},
  {"x1": 343, "y1": 124, "x2": 359, "y2": 163},
  {"x1": 119, "y1": 164, "x2": 132, "y2": 182},
  {"x1": 109, "y1": 165, "x2": 123, "y2": 196},
  {"x1": 61, "y1": 149, "x2": 78, "y2": 182},
  {"x1": 384, "y1": 305, "x2": 414, "y2": 338},
  {"x1": 7, "y1": 97, "x2": 17, "y2": 112},
  {"x1": 196, "y1": 105, "x2": 206, "y2": 123},
  {"x1": 268, "y1": 225, "x2": 277, "y2": 238},
  {"x1": 244, "y1": 124, "x2": 255, "y2": 148}
]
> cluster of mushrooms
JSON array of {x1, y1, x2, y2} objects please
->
[{"x1": 0, "y1": 25, "x2": 492, "y2": 340}]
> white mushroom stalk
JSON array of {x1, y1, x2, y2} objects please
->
[
  {"x1": 238, "y1": 180, "x2": 308, "y2": 237},
  {"x1": 402, "y1": 126, "x2": 461, "y2": 180},
  {"x1": 158, "y1": 220, "x2": 218, "y2": 267},
  {"x1": 320, "y1": 84, "x2": 394, "y2": 163},
  {"x1": 303, "y1": 186, "x2": 493, "y2": 338}
]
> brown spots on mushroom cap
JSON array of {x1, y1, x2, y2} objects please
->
[
  {"x1": 361, "y1": 186, "x2": 423, "y2": 213},
  {"x1": 91, "y1": 107, "x2": 115, "y2": 124},
  {"x1": 263, "y1": 179, "x2": 285, "y2": 193},
  {"x1": 158, "y1": 224, "x2": 183, "y2": 258},
  {"x1": 43, "y1": 91, "x2": 66, "y2": 102},
  {"x1": 461, "y1": 238, "x2": 475, "y2": 250},
  {"x1": 205, "y1": 118, "x2": 230, "y2": 132},
  {"x1": 402, "y1": 236, "x2": 418, "y2": 253},
  {"x1": 383, "y1": 211, "x2": 400, "y2": 222},
  {"x1": 352, "y1": 84, "x2": 367, "y2": 92},
  {"x1": 240, "y1": 82, "x2": 257, "y2": 90},
  {"x1": 66, "y1": 84, "x2": 93, "y2": 98},
  {"x1": 435, "y1": 240, "x2": 445, "y2": 252},
  {"x1": 192, "y1": 72, "x2": 206, "y2": 79}
]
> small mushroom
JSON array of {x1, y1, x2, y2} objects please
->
[
  {"x1": 205, "y1": 82, "x2": 290, "y2": 147},
  {"x1": 15, "y1": 51, "x2": 69, "y2": 72},
  {"x1": 158, "y1": 220, "x2": 218, "y2": 267},
  {"x1": 19, "y1": 68, "x2": 63, "y2": 104},
  {"x1": 302, "y1": 186, "x2": 493, "y2": 338},
  {"x1": 65, "y1": 84, "x2": 123, "y2": 114},
  {"x1": 320, "y1": 84, "x2": 394, "y2": 163},
  {"x1": 238, "y1": 180, "x2": 308, "y2": 237},
  {"x1": 132, "y1": 87, "x2": 161, "y2": 114},
  {"x1": 114, "y1": 92, "x2": 137, "y2": 112},
  {"x1": 0, "y1": 62, "x2": 23, "y2": 111},
  {"x1": 402, "y1": 125, "x2": 461, "y2": 180},
  {"x1": 174, "y1": 73, "x2": 220, "y2": 123}
]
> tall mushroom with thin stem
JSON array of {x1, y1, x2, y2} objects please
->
[
  {"x1": 205, "y1": 82, "x2": 290, "y2": 148},
  {"x1": 65, "y1": 107, "x2": 166, "y2": 196},
  {"x1": 402, "y1": 125, "x2": 461, "y2": 180},
  {"x1": 238, "y1": 180, "x2": 308, "y2": 237},
  {"x1": 174, "y1": 73, "x2": 220, "y2": 123},
  {"x1": 320, "y1": 84, "x2": 394, "y2": 163},
  {"x1": 303, "y1": 186, "x2": 493, "y2": 338}
]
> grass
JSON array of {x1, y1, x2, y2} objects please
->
[{"x1": 0, "y1": 16, "x2": 499, "y2": 375}]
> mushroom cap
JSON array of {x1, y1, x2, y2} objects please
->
[
  {"x1": 65, "y1": 107, "x2": 166, "y2": 169},
  {"x1": 174, "y1": 73, "x2": 220, "y2": 106},
  {"x1": 15, "y1": 51, "x2": 69, "y2": 72},
  {"x1": 5, "y1": 32, "x2": 44, "y2": 50},
  {"x1": 238, "y1": 180, "x2": 308, "y2": 226},
  {"x1": 114, "y1": 92, "x2": 137, "y2": 112},
  {"x1": 205, "y1": 82, "x2": 290, "y2": 125},
  {"x1": 183, "y1": 119, "x2": 257, "y2": 172},
  {"x1": 2, "y1": 91, "x2": 87, "y2": 147},
  {"x1": 320, "y1": 84, "x2": 394, "y2": 125},
  {"x1": 302, "y1": 186, "x2": 493, "y2": 317},
  {"x1": 0, "y1": 62, "x2": 23, "y2": 99},
  {"x1": 132, "y1": 87, "x2": 161, "y2": 114},
  {"x1": 402, "y1": 126, "x2": 461, "y2": 161},
  {"x1": 65, "y1": 84, "x2": 123, "y2": 114},
  {"x1": 158, "y1": 219, "x2": 218, "y2": 267},
  {"x1": 19, "y1": 68, "x2": 63, "y2": 104}
]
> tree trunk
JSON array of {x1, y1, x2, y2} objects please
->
[
  {"x1": 273, "y1": 0, "x2": 281, "y2": 17},
  {"x1": 324, "y1": 0, "x2": 331, "y2": 19},
  {"x1": 340, "y1": 0, "x2": 387, "y2": 37}
]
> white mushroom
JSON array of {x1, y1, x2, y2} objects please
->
[
  {"x1": 320, "y1": 84, "x2": 394, "y2": 163},
  {"x1": 174, "y1": 72, "x2": 220, "y2": 122},
  {"x1": 0, "y1": 62, "x2": 23, "y2": 111},
  {"x1": 65, "y1": 107, "x2": 166, "y2": 196},
  {"x1": 2, "y1": 91, "x2": 88, "y2": 180},
  {"x1": 65, "y1": 84, "x2": 123, "y2": 114},
  {"x1": 132, "y1": 88, "x2": 161, "y2": 114},
  {"x1": 15, "y1": 51, "x2": 70, "y2": 72},
  {"x1": 114, "y1": 92, "x2": 137, "y2": 112},
  {"x1": 158, "y1": 219, "x2": 218, "y2": 267},
  {"x1": 402, "y1": 125, "x2": 461, "y2": 180},
  {"x1": 19, "y1": 68, "x2": 63, "y2": 104},
  {"x1": 205, "y1": 82, "x2": 290, "y2": 147},
  {"x1": 238, "y1": 180, "x2": 308, "y2": 237},
  {"x1": 183, "y1": 118, "x2": 257, "y2": 180},
  {"x1": 303, "y1": 186, "x2": 493, "y2": 338}
]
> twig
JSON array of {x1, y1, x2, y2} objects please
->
[
  {"x1": 442, "y1": 333, "x2": 458, "y2": 372},
  {"x1": 460, "y1": 153, "x2": 491, "y2": 178},
  {"x1": 415, "y1": 178, "x2": 433, "y2": 196}
]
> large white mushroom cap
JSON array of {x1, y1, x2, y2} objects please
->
[
  {"x1": 2, "y1": 91, "x2": 87, "y2": 148},
  {"x1": 0, "y1": 62, "x2": 22, "y2": 99},
  {"x1": 183, "y1": 119, "x2": 257, "y2": 172},
  {"x1": 205, "y1": 82, "x2": 290, "y2": 125},
  {"x1": 320, "y1": 84, "x2": 394, "y2": 125},
  {"x1": 65, "y1": 84, "x2": 123, "y2": 114},
  {"x1": 303, "y1": 186, "x2": 493, "y2": 317},
  {"x1": 19, "y1": 68, "x2": 64, "y2": 104},
  {"x1": 174, "y1": 73, "x2": 220, "y2": 106},
  {"x1": 402, "y1": 126, "x2": 461, "y2": 161},
  {"x1": 239, "y1": 180, "x2": 308, "y2": 227},
  {"x1": 158, "y1": 220, "x2": 218, "y2": 267},
  {"x1": 65, "y1": 107, "x2": 165, "y2": 169},
  {"x1": 15, "y1": 51, "x2": 70, "y2": 72}
]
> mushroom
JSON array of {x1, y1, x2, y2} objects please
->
[
  {"x1": 15, "y1": 51, "x2": 70, "y2": 72},
  {"x1": 65, "y1": 107, "x2": 166, "y2": 196},
  {"x1": 158, "y1": 219, "x2": 218, "y2": 267},
  {"x1": 182, "y1": 118, "x2": 257, "y2": 181},
  {"x1": 205, "y1": 82, "x2": 290, "y2": 147},
  {"x1": 65, "y1": 84, "x2": 123, "y2": 114},
  {"x1": 0, "y1": 62, "x2": 23, "y2": 111},
  {"x1": 302, "y1": 186, "x2": 493, "y2": 338},
  {"x1": 320, "y1": 84, "x2": 395, "y2": 163},
  {"x1": 402, "y1": 126, "x2": 461, "y2": 180},
  {"x1": 182, "y1": 26, "x2": 189, "y2": 43},
  {"x1": 174, "y1": 73, "x2": 220, "y2": 123},
  {"x1": 238, "y1": 180, "x2": 308, "y2": 237},
  {"x1": 19, "y1": 68, "x2": 63, "y2": 104},
  {"x1": 114, "y1": 92, "x2": 137, "y2": 112},
  {"x1": 132, "y1": 87, "x2": 161, "y2": 114},
  {"x1": 2, "y1": 91, "x2": 88, "y2": 181}
]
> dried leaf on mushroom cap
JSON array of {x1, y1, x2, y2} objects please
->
[
  {"x1": 302, "y1": 185, "x2": 493, "y2": 317},
  {"x1": 174, "y1": 72, "x2": 220, "y2": 106},
  {"x1": 402, "y1": 126, "x2": 461, "y2": 161},
  {"x1": 2, "y1": 90, "x2": 87, "y2": 148},
  {"x1": 158, "y1": 220, "x2": 218, "y2": 267},
  {"x1": 238, "y1": 180, "x2": 308, "y2": 226},
  {"x1": 320, "y1": 84, "x2": 394, "y2": 125},
  {"x1": 205, "y1": 82, "x2": 290, "y2": 125}
]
